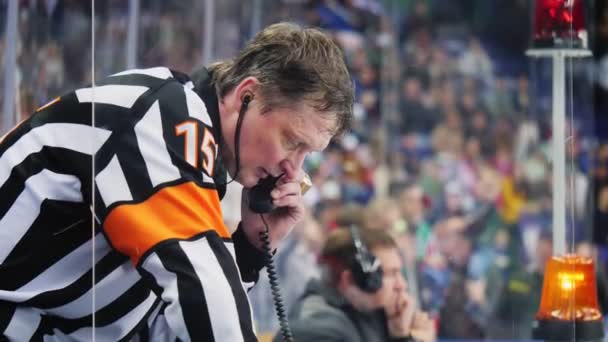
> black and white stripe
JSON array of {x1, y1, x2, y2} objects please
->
[{"x1": 0, "y1": 67, "x2": 258, "y2": 341}]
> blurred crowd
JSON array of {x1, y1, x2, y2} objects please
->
[
  {"x1": 2, "y1": 0, "x2": 608, "y2": 340},
  {"x1": 250, "y1": 1, "x2": 608, "y2": 340}
]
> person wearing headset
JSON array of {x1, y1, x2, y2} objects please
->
[
  {"x1": 0, "y1": 22, "x2": 353, "y2": 341},
  {"x1": 281, "y1": 226, "x2": 435, "y2": 342}
]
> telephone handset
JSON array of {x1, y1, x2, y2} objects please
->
[
  {"x1": 248, "y1": 173, "x2": 312, "y2": 213},
  {"x1": 248, "y1": 174, "x2": 283, "y2": 214},
  {"x1": 248, "y1": 174, "x2": 293, "y2": 341}
]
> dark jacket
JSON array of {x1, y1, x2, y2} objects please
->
[{"x1": 276, "y1": 279, "x2": 412, "y2": 342}]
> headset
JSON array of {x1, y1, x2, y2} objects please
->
[
  {"x1": 349, "y1": 225, "x2": 383, "y2": 293},
  {"x1": 233, "y1": 93, "x2": 293, "y2": 341},
  {"x1": 227, "y1": 93, "x2": 252, "y2": 184}
]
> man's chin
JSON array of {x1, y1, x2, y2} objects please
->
[
  {"x1": 233, "y1": 169, "x2": 267, "y2": 188},
  {"x1": 238, "y1": 175, "x2": 258, "y2": 189}
]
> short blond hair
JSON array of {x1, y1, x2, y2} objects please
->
[{"x1": 210, "y1": 22, "x2": 354, "y2": 135}]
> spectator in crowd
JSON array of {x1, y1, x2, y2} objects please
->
[
  {"x1": 488, "y1": 231, "x2": 552, "y2": 339},
  {"x1": 458, "y1": 36, "x2": 494, "y2": 86},
  {"x1": 395, "y1": 181, "x2": 432, "y2": 261},
  {"x1": 400, "y1": 74, "x2": 436, "y2": 135},
  {"x1": 437, "y1": 233, "x2": 485, "y2": 340},
  {"x1": 486, "y1": 77, "x2": 516, "y2": 119},
  {"x1": 594, "y1": 145, "x2": 608, "y2": 245},
  {"x1": 362, "y1": 196, "x2": 403, "y2": 232},
  {"x1": 399, "y1": 0, "x2": 432, "y2": 45},
  {"x1": 283, "y1": 227, "x2": 435, "y2": 342}
]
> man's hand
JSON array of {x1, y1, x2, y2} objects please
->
[
  {"x1": 386, "y1": 290, "x2": 416, "y2": 338},
  {"x1": 410, "y1": 312, "x2": 436, "y2": 342},
  {"x1": 240, "y1": 172, "x2": 307, "y2": 251},
  {"x1": 386, "y1": 291, "x2": 436, "y2": 342}
]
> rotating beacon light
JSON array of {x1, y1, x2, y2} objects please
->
[
  {"x1": 532, "y1": 255, "x2": 604, "y2": 341},
  {"x1": 527, "y1": 1, "x2": 597, "y2": 339},
  {"x1": 533, "y1": 0, "x2": 587, "y2": 48}
]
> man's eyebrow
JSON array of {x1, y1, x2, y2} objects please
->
[
  {"x1": 306, "y1": 137, "x2": 327, "y2": 152},
  {"x1": 312, "y1": 141, "x2": 329, "y2": 152},
  {"x1": 290, "y1": 128, "x2": 314, "y2": 150},
  {"x1": 306, "y1": 129, "x2": 333, "y2": 151}
]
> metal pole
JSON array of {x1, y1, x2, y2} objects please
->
[
  {"x1": 552, "y1": 52, "x2": 566, "y2": 256},
  {"x1": 250, "y1": 0, "x2": 262, "y2": 38},
  {"x1": 91, "y1": 0, "x2": 96, "y2": 339},
  {"x1": 126, "y1": 0, "x2": 140, "y2": 69},
  {"x1": 202, "y1": 0, "x2": 215, "y2": 66},
  {"x1": 526, "y1": 48, "x2": 591, "y2": 256},
  {"x1": 3, "y1": 0, "x2": 18, "y2": 133}
]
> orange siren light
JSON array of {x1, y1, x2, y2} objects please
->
[{"x1": 533, "y1": 255, "x2": 604, "y2": 341}]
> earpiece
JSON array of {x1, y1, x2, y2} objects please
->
[{"x1": 242, "y1": 93, "x2": 253, "y2": 108}]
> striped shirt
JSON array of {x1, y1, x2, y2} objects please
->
[{"x1": 0, "y1": 67, "x2": 261, "y2": 341}]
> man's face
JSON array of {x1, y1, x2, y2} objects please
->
[
  {"x1": 373, "y1": 247, "x2": 408, "y2": 312},
  {"x1": 400, "y1": 186, "x2": 425, "y2": 221},
  {"x1": 349, "y1": 246, "x2": 407, "y2": 312},
  {"x1": 231, "y1": 99, "x2": 336, "y2": 188}
]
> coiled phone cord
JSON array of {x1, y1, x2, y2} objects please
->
[{"x1": 259, "y1": 215, "x2": 293, "y2": 342}]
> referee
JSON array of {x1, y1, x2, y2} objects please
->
[{"x1": 0, "y1": 22, "x2": 353, "y2": 341}]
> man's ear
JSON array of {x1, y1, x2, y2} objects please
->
[
  {"x1": 337, "y1": 269, "x2": 354, "y2": 292},
  {"x1": 234, "y1": 77, "x2": 259, "y2": 106}
]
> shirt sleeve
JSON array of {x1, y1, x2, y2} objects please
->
[
  {"x1": 94, "y1": 74, "x2": 257, "y2": 341},
  {"x1": 232, "y1": 222, "x2": 269, "y2": 290}
]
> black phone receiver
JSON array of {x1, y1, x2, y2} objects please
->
[
  {"x1": 248, "y1": 174, "x2": 283, "y2": 213},
  {"x1": 250, "y1": 172, "x2": 294, "y2": 341}
]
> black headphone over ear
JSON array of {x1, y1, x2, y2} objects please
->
[{"x1": 349, "y1": 225, "x2": 383, "y2": 293}]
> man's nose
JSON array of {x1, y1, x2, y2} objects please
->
[
  {"x1": 292, "y1": 150, "x2": 307, "y2": 170},
  {"x1": 396, "y1": 274, "x2": 408, "y2": 292},
  {"x1": 280, "y1": 152, "x2": 306, "y2": 179}
]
